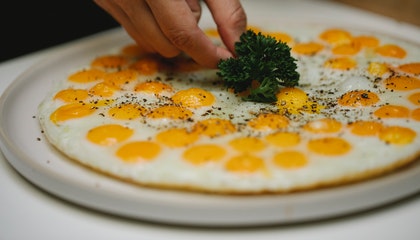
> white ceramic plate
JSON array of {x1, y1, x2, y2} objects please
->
[{"x1": 1, "y1": 7, "x2": 420, "y2": 226}]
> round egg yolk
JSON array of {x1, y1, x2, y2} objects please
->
[
  {"x1": 86, "y1": 124, "x2": 133, "y2": 146},
  {"x1": 273, "y1": 151, "x2": 308, "y2": 169},
  {"x1": 147, "y1": 105, "x2": 193, "y2": 120},
  {"x1": 265, "y1": 132, "x2": 301, "y2": 147},
  {"x1": 204, "y1": 28, "x2": 219, "y2": 38},
  {"x1": 368, "y1": 62, "x2": 389, "y2": 76},
  {"x1": 324, "y1": 57, "x2": 357, "y2": 70},
  {"x1": 134, "y1": 81, "x2": 173, "y2": 94},
  {"x1": 384, "y1": 76, "x2": 420, "y2": 91},
  {"x1": 303, "y1": 118, "x2": 342, "y2": 134},
  {"x1": 89, "y1": 82, "x2": 119, "y2": 97},
  {"x1": 103, "y1": 69, "x2": 138, "y2": 88},
  {"x1": 225, "y1": 154, "x2": 266, "y2": 174},
  {"x1": 54, "y1": 89, "x2": 89, "y2": 103},
  {"x1": 130, "y1": 57, "x2": 159, "y2": 75},
  {"x1": 116, "y1": 141, "x2": 161, "y2": 163},
  {"x1": 337, "y1": 90, "x2": 380, "y2": 107},
  {"x1": 192, "y1": 118, "x2": 236, "y2": 137},
  {"x1": 378, "y1": 126, "x2": 416, "y2": 145},
  {"x1": 247, "y1": 113, "x2": 289, "y2": 130},
  {"x1": 411, "y1": 108, "x2": 420, "y2": 121},
  {"x1": 307, "y1": 137, "x2": 351, "y2": 156},
  {"x1": 375, "y1": 44, "x2": 406, "y2": 59},
  {"x1": 108, "y1": 103, "x2": 146, "y2": 120},
  {"x1": 292, "y1": 42, "x2": 324, "y2": 55},
  {"x1": 91, "y1": 55, "x2": 128, "y2": 69},
  {"x1": 398, "y1": 62, "x2": 420, "y2": 74},
  {"x1": 267, "y1": 32, "x2": 293, "y2": 44},
  {"x1": 50, "y1": 103, "x2": 96, "y2": 123},
  {"x1": 68, "y1": 69, "x2": 106, "y2": 83},
  {"x1": 352, "y1": 35, "x2": 380, "y2": 48},
  {"x1": 348, "y1": 120, "x2": 384, "y2": 136},
  {"x1": 155, "y1": 128, "x2": 199, "y2": 147},
  {"x1": 373, "y1": 105, "x2": 410, "y2": 118},
  {"x1": 229, "y1": 137, "x2": 266, "y2": 152},
  {"x1": 171, "y1": 88, "x2": 215, "y2": 108},
  {"x1": 331, "y1": 42, "x2": 361, "y2": 55},
  {"x1": 319, "y1": 28, "x2": 352, "y2": 46},
  {"x1": 276, "y1": 87, "x2": 323, "y2": 114},
  {"x1": 408, "y1": 92, "x2": 420, "y2": 105},
  {"x1": 182, "y1": 144, "x2": 226, "y2": 165}
]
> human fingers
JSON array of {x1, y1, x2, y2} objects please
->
[
  {"x1": 205, "y1": 0, "x2": 247, "y2": 54},
  {"x1": 145, "y1": 0, "x2": 233, "y2": 68},
  {"x1": 94, "y1": 0, "x2": 181, "y2": 57}
]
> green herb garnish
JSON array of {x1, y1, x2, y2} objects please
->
[{"x1": 217, "y1": 29, "x2": 300, "y2": 103}]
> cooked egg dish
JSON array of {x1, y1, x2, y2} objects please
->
[{"x1": 38, "y1": 25, "x2": 420, "y2": 194}]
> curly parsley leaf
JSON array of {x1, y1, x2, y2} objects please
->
[{"x1": 217, "y1": 29, "x2": 300, "y2": 103}]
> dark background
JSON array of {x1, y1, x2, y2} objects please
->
[{"x1": 1, "y1": 1, "x2": 120, "y2": 63}]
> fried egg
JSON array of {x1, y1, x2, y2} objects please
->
[{"x1": 38, "y1": 25, "x2": 420, "y2": 194}]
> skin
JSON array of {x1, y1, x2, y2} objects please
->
[{"x1": 94, "y1": 0, "x2": 247, "y2": 68}]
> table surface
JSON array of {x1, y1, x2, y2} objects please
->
[{"x1": 1, "y1": 0, "x2": 420, "y2": 239}]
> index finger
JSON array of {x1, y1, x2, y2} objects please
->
[{"x1": 145, "y1": 0, "x2": 233, "y2": 68}]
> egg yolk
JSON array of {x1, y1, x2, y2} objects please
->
[
  {"x1": 337, "y1": 90, "x2": 380, "y2": 107},
  {"x1": 225, "y1": 154, "x2": 266, "y2": 174},
  {"x1": 303, "y1": 118, "x2": 342, "y2": 134},
  {"x1": 324, "y1": 57, "x2": 357, "y2": 70},
  {"x1": 116, "y1": 141, "x2": 161, "y2": 162},
  {"x1": 378, "y1": 126, "x2": 416, "y2": 145},
  {"x1": 307, "y1": 137, "x2": 351, "y2": 156},
  {"x1": 91, "y1": 55, "x2": 128, "y2": 69},
  {"x1": 89, "y1": 82, "x2": 119, "y2": 97},
  {"x1": 103, "y1": 69, "x2": 138, "y2": 88},
  {"x1": 147, "y1": 105, "x2": 193, "y2": 120},
  {"x1": 229, "y1": 137, "x2": 266, "y2": 152},
  {"x1": 368, "y1": 62, "x2": 389, "y2": 76},
  {"x1": 292, "y1": 42, "x2": 324, "y2": 55},
  {"x1": 374, "y1": 105, "x2": 410, "y2": 118},
  {"x1": 267, "y1": 32, "x2": 293, "y2": 44},
  {"x1": 348, "y1": 120, "x2": 384, "y2": 136},
  {"x1": 247, "y1": 113, "x2": 289, "y2": 130},
  {"x1": 155, "y1": 128, "x2": 199, "y2": 147},
  {"x1": 352, "y1": 35, "x2": 380, "y2": 48},
  {"x1": 183, "y1": 144, "x2": 226, "y2": 165},
  {"x1": 331, "y1": 42, "x2": 361, "y2": 55},
  {"x1": 319, "y1": 28, "x2": 352, "y2": 46},
  {"x1": 54, "y1": 89, "x2": 89, "y2": 103},
  {"x1": 192, "y1": 118, "x2": 236, "y2": 137},
  {"x1": 375, "y1": 44, "x2": 406, "y2": 59},
  {"x1": 130, "y1": 57, "x2": 159, "y2": 75},
  {"x1": 86, "y1": 124, "x2": 133, "y2": 146},
  {"x1": 398, "y1": 62, "x2": 420, "y2": 75},
  {"x1": 273, "y1": 151, "x2": 308, "y2": 169},
  {"x1": 411, "y1": 108, "x2": 420, "y2": 121},
  {"x1": 384, "y1": 76, "x2": 420, "y2": 91},
  {"x1": 50, "y1": 103, "x2": 95, "y2": 123},
  {"x1": 134, "y1": 81, "x2": 173, "y2": 94},
  {"x1": 276, "y1": 87, "x2": 323, "y2": 114},
  {"x1": 108, "y1": 103, "x2": 146, "y2": 120},
  {"x1": 171, "y1": 88, "x2": 215, "y2": 108},
  {"x1": 204, "y1": 28, "x2": 219, "y2": 38},
  {"x1": 265, "y1": 132, "x2": 301, "y2": 147},
  {"x1": 68, "y1": 69, "x2": 105, "y2": 83},
  {"x1": 408, "y1": 92, "x2": 420, "y2": 105}
]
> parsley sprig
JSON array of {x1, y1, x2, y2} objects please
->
[{"x1": 217, "y1": 30, "x2": 300, "y2": 103}]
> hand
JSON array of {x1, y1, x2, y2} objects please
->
[{"x1": 94, "y1": 0, "x2": 247, "y2": 68}]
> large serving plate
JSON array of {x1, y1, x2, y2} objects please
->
[{"x1": 1, "y1": 1, "x2": 420, "y2": 227}]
